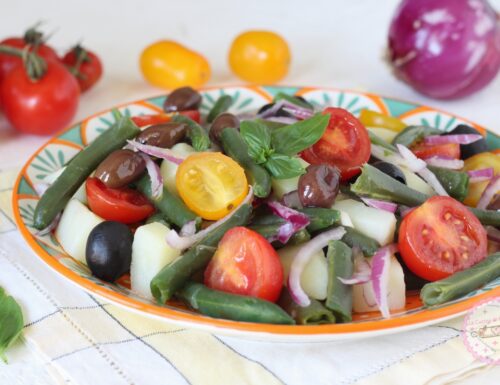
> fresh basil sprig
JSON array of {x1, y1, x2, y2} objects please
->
[
  {"x1": 240, "y1": 113, "x2": 329, "y2": 179},
  {"x1": 0, "y1": 287, "x2": 23, "y2": 363}
]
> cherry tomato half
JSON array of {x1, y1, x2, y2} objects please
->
[
  {"x1": 411, "y1": 143, "x2": 460, "y2": 160},
  {"x1": 301, "y1": 107, "x2": 371, "y2": 181},
  {"x1": 0, "y1": 60, "x2": 80, "y2": 135},
  {"x1": 0, "y1": 37, "x2": 59, "y2": 83},
  {"x1": 86, "y1": 178, "x2": 155, "y2": 224},
  {"x1": 204, "y1": 227, "x2": 283, "y2": 302},
  {"x1": 398, "y1": 196, "x2": 487, "y2": 281},
  {"x1": 130, "y1": 110, "x2": 201, "y2": 128},
  {"x1": 62, "y1": 45, "x2": 103, "y2": 92}
]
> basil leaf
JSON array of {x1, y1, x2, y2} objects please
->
[
  {"x1": 264, "y1": 154, "x2": 306, "y2": 179},
  {"x1": 240, "y1": 120, "x2": 273, "y2": 164},
  {"x1": 172, "y1": 115, "x2": 210, "y2": 151},
  {"x1": 0, "y1": 287, "x2": 23, "y2": 363},
  {"x1": 271, "y1": 113, "x2": 330, "y2": 156},
  {"x1": 391, "y1": 125, "x2": 442, "y2": 147},
  {"x1": 207, "y1": 95, "x2": 233, "y2": 123},
  {"x1": 273, "y1": 92, "x2": 313, "y2": 110}
]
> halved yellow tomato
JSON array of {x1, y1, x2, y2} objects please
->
[
  {"x1": 359, "y1": 110, "x2": 406, "y2": 132},
  {"x1": 176, "y1": 152, "x2": 248, "y2": 220},
  {"x1": 462, "y1": 152, "x2": 500, "y2": 206}
]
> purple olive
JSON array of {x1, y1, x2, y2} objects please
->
[{"x1": 298, "y1": 164, "x2": 340, "y2": 208}]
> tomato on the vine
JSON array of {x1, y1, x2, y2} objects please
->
[
  {"x1": 62, "y1": 45, "x2": 103, "y2": 92},
  {"x1": 398, "y1": 196, "x2": 487, "y2": 281},
  {"x1": 204, "y1": 227, "x2": 283, "y2": 302},
  {"x1": 86, "y1": 178, "x2": 155, "y2": 224},
  {"x1": 0, "y1": 60, "x2": 80, "y2": 135},
  {"x1": 301, "y1": 107, "x2": 371, "y2": 181}
]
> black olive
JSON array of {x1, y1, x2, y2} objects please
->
[
  {"x1": 257, "y1": 103, "x2": 294, "y2": 118},
  {"x1": 373, "y1": 161, "x2": 406, "y2": 184},
  {"x1": 445, "y1": 124, "x2": 488, "y2": 160},
  {"x1": 86, "y1": 221, "x2": 133, "y2": 282}
]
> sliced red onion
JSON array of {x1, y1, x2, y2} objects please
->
[
  {"x1": 139, "y1": 154, "x2": 163, "y2": 200},
  {"x1": 282, "y1": 105, "x2": 314, "y2": 120},
  {"x1": 280, "y1": 190, "x2": 303, "y2": 209},
  {"x1": 396, "y1": 144, "x2": 449, "y2": 196},
  {"x1": 270, "y1": 222, "x2": 295, "y2": 244},
  {"x1": 423, "y1": 134, "x2": 483, "y2": 146},
  {"x1": 165, "y1": 186, "x2": 253, "y2": 250},
  {"x1": 34, "y1": 183, "x2": 50, "y2": 197},
  {"x1": 127, "y1": 140, "x2": 184, "y2": 165},
  {"x1": 266, "y1": 116, "x2": 298, "y2": 125},
  {"x1": 288, "y1": 227, "x2": 346, "y2": 307},
  {"x1": 486, "y1": 226, "x2": 500, "y2": 243},
  {"x1": 267, "y1": 201, "x2": 310, "y2": 244},
  {"x1": 35, "y1": 213, "x2": 61, "y2": 236},
  {"x1": 424, "y1": 157, "x2": 464, "y2": 170},
  {"x1": 360, "y1": 197, "x2": 398, "y2": 213},
  {"x1": 476, "y1": 175, "x2": 500, "y2": 210},
  {"x1": 468, "y1": 168, "x2": 494, "y2": 183},
  {"x1": 257, "y1": 100, "x2": 285, "y2": 118},
  {"x1": 338, "y1": 248, "x2": 372, "y2": 285},
  {"x1": 371, "y1": 244, "x2": 398, "y2": 319},
  {"x1": 180, "y1": 220, "x2": 197, "y2": 237}
]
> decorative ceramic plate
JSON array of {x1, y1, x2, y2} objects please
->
[{"x1": 13, "y1": 86, "x2": 500, "y2": 341}]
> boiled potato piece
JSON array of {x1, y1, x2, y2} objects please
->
[
  {"x1": 353, "y1": 255, "x2": 406, "y2": 313},
  {"x1": 332, "y1": 199, "x2": 396, "y2": 246},
  {"x1": 160, "y1": 143, "x2": 195, "y2": 196},
  {"x1": 400, "y1": 167, "x2": 435, "y2": 196},
  {"x1": 271, "y1": 158, "x2": 309, "y2": 199},
  {"x1": 130, "y1": 222, "x2": 181, "y2": 299},
  {"x1": 278, "y1": 244, "x2": 328, "y2": 300},
  {"x1": 55, "y1": 199, "x2": 103, "y2": 264}
]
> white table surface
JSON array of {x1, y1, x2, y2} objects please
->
[{"x1": 1, "y1": 0, "x2": 499, "y2": 383}]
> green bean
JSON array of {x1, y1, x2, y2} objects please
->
[
  {"x1": 171, "y1": 115, "x2": 210, "y2": 151},
  {"x1": 468, "y1": 208, "x2": 500, "y2": 227},
  {"x1": 150, "y1": 204, "x2": 252, "y2": 303},
  {"x1": 206, "y1": 95, "x2": 233, "y2": 123},
  {"x1": 325, "y1": 240, "x2": 353, "y2": 323},
  {"x1": 368, "y1": 130, "x2": 397, "y2": 152},
  {"x1": 297, "y1": 208, "x2": 341, "y2": 233},
  {"x1": 287, "y1": 229, "x2": 311, "y2": 245},
  {"x1": 136, "y1": 174, "x2": 198, "y2": 228},
  {"x1": 145, "y1": 213, "x2": 171, "y2": 227},
  {"x1": 220, "y1": 127, "x2": 272, "y2": 198},
  {"x1": 34, "y1": 116, "x2": 140, "y2": 229},
  {"x1": 278, "y1": 289, "x2": 335, "y2": 325},
  {"x1": 427, "y1": 166, "x2": 469, "y2": 202},
  {"x1": 177, "y1": 282, "x2": 295, "y2": 324},
  {"x1": 273, "y1": 92, "x2": 313, "y2": 110},
  {"x1": 248, "y1": 220, "x2": 310, "y2": 246},
  {"x1": 391, "y1": 125, "x2": 441, "y2": 147},
  {"x1": 421, "y1": 253, "x2": 500, "y2": 306},
  {"x1": 341, "y1": 227, "x2": 380, "y2": 257}
]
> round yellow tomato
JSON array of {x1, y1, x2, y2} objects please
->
[
  {"x1": 228, "y1": 30, "x2": 290, "y2": 84},
  {"x1": 462, "y1": 152, "x2": 500, "y2": 206},
  {"x1": 140, "y1": 40, "x2": 211, "y2": 89},
  {"x1": 176, "y1": 152, "x2": 248, "y2": 220}
]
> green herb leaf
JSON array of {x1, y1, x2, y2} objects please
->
[
  {"x1": 0, "y1": 287, "x2": 23, "y2": 363},
  {"x1": 273, "y1": 92, "x2": 313, "y2": 110},
  {"x1": 264, "y1": 153, "x2": 306, "y2": 179},
  {"x1": 240, "y1": 120, "x2": 273, "y2": 164},
  {"x1": 271, "y1": 113, "x2": 330, "y2": 156},
  {"x1": 172, "y1": 115, "x2": 210, "y2": 151},
  {"x1": 207, "y1": 95, "x2": 233, "y2": 123}
]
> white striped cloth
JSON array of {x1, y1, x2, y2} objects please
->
[{"x1": 0, "y1": 167, "x2": 496, "y2": 385}]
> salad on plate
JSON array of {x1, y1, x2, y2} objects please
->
[{"x1": 32, "y1": 86, "x2": 500, "y2": 326}]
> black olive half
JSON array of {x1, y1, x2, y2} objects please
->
[
  {"x1": 445, "y1": 124, "x2": 488, "y2": 160},
  {"x1": 373, "y1": 161, "x2": 406, "y2": 185}
]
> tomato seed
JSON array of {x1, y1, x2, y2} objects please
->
[{"x1": 444, "y1": 212, "x2": 452, "y2": 220}]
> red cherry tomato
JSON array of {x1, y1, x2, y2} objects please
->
[
  {"x1": 204, "y1": 227, "x2": 283, "y2": 302},
  {"x1": 411, "y1": 143, "x2": 460, "y2": 160},
  {"x1": 300, "y1": 107, "x2": 371, "y2": 181},
  {"x1": 0, "y1": 60, "x2": 80, "y2": 135},
  {"x1": 0, "y1": 37, "x2": 59, "y2": 83},
  {"x1": 131, "y1": 110, "x2": 201, "y2": 128},
  {"x1": 398, "y1": 196, "x2": 487, "y2": 281},
  {"x1": 62, "y1": 45, "x2": 103, "y2": 92},
  {"x1": 86, "y1": 178, "x2": 155, "y2": 224}
]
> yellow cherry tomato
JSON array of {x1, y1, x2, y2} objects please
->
[
  {"x1": 140, "y1": 40, "x2": 211, "y2": 89},
  {"x1": 229, "y1": 30, "x2": 290, "y2": 84},
  {"x1": 359, "y1": 110, "x2": 406, "y2": 132},
  {"x1": 176, "y1": 152, "x2": 248, "y2": 220},
  {"x1": 462, "y1": 152, "x2": 500, "y2": 206}
]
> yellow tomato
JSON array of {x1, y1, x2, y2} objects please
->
[
  {"x1": 176, "y1": 152, "x2": 248, "y2": 220},
  {"x1": 359, "y1": 110, "x2": 406, "y2": 132},
  {"x1": 229, "y1": 30, "x2": 290, "y2": 84},
  {"x1": 140, "y1": 40, "x2": 211, "y2": 89},
  {"x1": 462, "y1": 152, "x2": 500, "y2": 206}
]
